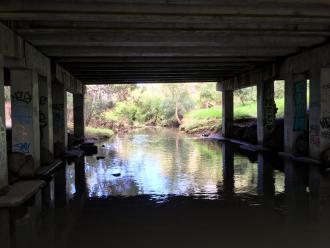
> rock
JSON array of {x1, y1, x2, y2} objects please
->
[
  {"x1": 96, "y1": 156, "x2": 105, "y2": 160},
  {"x1": 112, "y1": 173, "x2": 121, "y2": 177}
]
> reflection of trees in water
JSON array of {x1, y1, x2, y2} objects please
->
[
  {"x1": 85, "y1": 128, "x2": 262, "y2": 198},
  {"x1": 234, "y1": 156, "x2": 258, "y2": 195}
]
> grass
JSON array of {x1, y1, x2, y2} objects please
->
[
  {"x1": 181, "y1": 98, "x2": 285, "y2": 133},
  {"x1": 85, "y1": 127, "x2": 114, "y2": 139}
]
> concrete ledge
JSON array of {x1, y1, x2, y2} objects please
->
[
  {"x1": 36, "y1": 159, "x2": 64, "y2": 177},
  {"x1": 0, "y1": 180, "x2": 46, "y2": 208},
  {"x1": 64, "y1": 149, "x2": 84, "y2": 160},
  {"x1": 278, "y1": 152, "x2": 323, "y2": 165},
  {"x1": 230, "y1": 139, "x2": 271, "y2": 152}
]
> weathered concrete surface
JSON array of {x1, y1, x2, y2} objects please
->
[
  {"x1": 0, "y1": 180, "x2": 45, "y2": 208},
  {"x1": 73, "y1": 92, "x2": 85, "y2": 139},
  {"x1": 39, "y1": 75, "x2": 54, "y2": 159},
  {"x1": 319, "y1": 68, "x2": 330, "y2": 155},
  {"x1": 1, "y1": 1, "x2": 330, "y2": 83},
  {"x1": 11, "y1": 69, "x2": 41, "y2": 168},
  {"x1": 284, "y1": 75, "x2": 307, "y2": 154},
  {"x1": 52, "y1": 82, "x2": 67, "y2": 158},
  {"x1": 221, "y1": 90, "x2": 233, "y2": 138},
  {"x1": 257, "y1": 80, "x2": 276, "y2": 146},
  {"x1": 0, "y1": 54, "x2": 8, "y2": 190}
]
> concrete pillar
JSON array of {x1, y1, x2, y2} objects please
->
[
  {"x1": 284, "y1": 75, "x2": 307, "y2": 153},
  {"x1": 11, "y1": 69, "x2": 40, "y2": 168},
  {"x1": 319, "y1": 68, "x2": 330, "y2": 155},
  {"x1": 222, "y1": 90, "x2": 233, "y2": 138},
  {"x1": 52, "y1": 82, "x2": 67, "y2": 158},
  {"x1": 39, "y1": 75, "x2": 54, "y2": 160},
  {"x1": 257, "y1": 80, "x2": 276, "y2": 145},
  {"x1": 309, "y1": 67, "x2": 322, "y2": 158},
  {"x1": 0, "y1": 54, "x2": 8, "y2": 190},
  {"x1": 73, "y1": 92, "x2": 85, "y2": 139}
]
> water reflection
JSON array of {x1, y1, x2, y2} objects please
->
[
  {"x1": 85, "y1": 128, "x2": 285, "y2": 201},
  {"x1": 5, "y1": 129, "x2": 330, "y2": 248}
]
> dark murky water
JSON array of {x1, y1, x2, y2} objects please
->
[{"x1": 2, "y1": 128, "x2": 330, "y2": 248}]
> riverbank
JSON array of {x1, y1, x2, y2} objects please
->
[
  {"x1": 84, "y1": 98, "x2": 284, "y2": 140},
  {"x1": 85, "y1": 127, "x2": 114, "y2": 140}
]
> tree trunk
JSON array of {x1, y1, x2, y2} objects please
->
[{"x1": 175, "y1": 101, "x2": 182, "y2": 125}]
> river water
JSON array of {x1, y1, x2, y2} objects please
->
[{"x1": 3, "y1": 128, "x2": 330, "y2": 248}]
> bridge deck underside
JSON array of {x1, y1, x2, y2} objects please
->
[{"x1": 1, "y1": 0, "x2": 330, "y2": 83}]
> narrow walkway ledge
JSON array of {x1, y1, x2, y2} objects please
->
[
  {"x1": 0, "y1": 180, "x2": 46, "y2": 208},
  {"x1": 278, "y1": 152, "x2": 323, "y2": 165},
  {"x1": 230, "y1": 139, "x2": 272, "y2": 152}
]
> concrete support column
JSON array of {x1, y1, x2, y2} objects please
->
[
  {"x1": 309, "y1": 67, "x2": 322, "y2": 158},
  {"x1": 52, "y1": 82, "x2": 67, "y2": 158},
  {"x1": 284, "y1": 75, "x2": 307, "y2": 154},
  {"x1": 0, "y1": 54, "x2": 8, "y2": 190},
  {"x1": 222, "y1": 90, "x2": 233, "y2": 138},
  {"x1": 11, "y1": 69, "x2": 40, "y2": 168},
  {"x1": 73, "y1": 91, "x2": 85, "y2": 139},
  {"x1": 319, "y1": 68, "x2": 330, "y2": 155},
  {"x1": 257, "y1": 80, "x2": 276, "y2": 145},
  {"x1": 39, "y1": 75, "x2": 54, "y2": 160}
]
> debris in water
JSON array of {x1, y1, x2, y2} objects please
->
[
  {"x1": 96, "y1": 156, "x2": 105, "y2": 160},
  {"x1": 112, "y1": 173, "x2": 121, "y2": 177}
]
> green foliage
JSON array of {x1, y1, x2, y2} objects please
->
[
  {"x1": 85, "y1": 127, "x2": 114, "y2": 139},
  {"x1": 234, "y1": 86, "x2": 257, "y2": 106},
  {"x1": 185, "y1": 107, "x2": 221, "y2": 120}
]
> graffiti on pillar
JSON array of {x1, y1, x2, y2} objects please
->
[
  {"x1": 13, "y1": 142, "x2": 31, "y2": 154},
  {"x1": 293, "y1": 81, "x2": 306, "y2": 132},
  {"x1": 263, "y1": 98, "x2": 276, "y2": 130},
  {"x1": 39, "y1": 96, "x2": 47, "y2": 105},
  {"x1": 39, "y1": 95, "x2": 48, "y2": 141},
  {"x1": 320, "y1": 117, "x2": 330, "y2": 139},
  {"x1": 11, "y1": 91, "x2": 32, "y2": 104},
  {"x1": 320, "y1": 79, "x2": 330, "y2": 140},
  {"x1": 39, "y1": 112, "x2": 48, "y2": 141}
]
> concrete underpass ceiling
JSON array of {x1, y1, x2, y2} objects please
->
[{"x1": 1, "y1": 0, "x2": 330, "y2": 84}]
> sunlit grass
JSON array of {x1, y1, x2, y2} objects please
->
[
  {"x1": 182, "y1": 98, "x2": 285, "y2": 133},
  {"x1": 85, "y1": 127, "x2": 114, "y2": 139}
]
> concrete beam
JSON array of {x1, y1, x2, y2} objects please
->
[
  {"x1": 53, "y1": 64, "x2": 83, "y2": 94},
  {"x1": 17, "y1": 31, "x2": 326, "y2": 48},
  {"x1": 218, "y1": 63, "x2": 277, "y2": 91},
  {"x1": 40, "y1": 46, "x2": 297, "y2": 58},
  {"x1": 1, "y1": 1, "x2": 330, "y2": 16},
  {"x1": 0, "y1": 54, "x2": 8, "y2": 190}
]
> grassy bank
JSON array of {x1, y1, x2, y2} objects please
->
[
  {"x1": 85, "y1": 127, "x2": 114, "y2": 139},
  {"x1": 181, "y1": 98, "x2": 284, "y2": 134}
]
